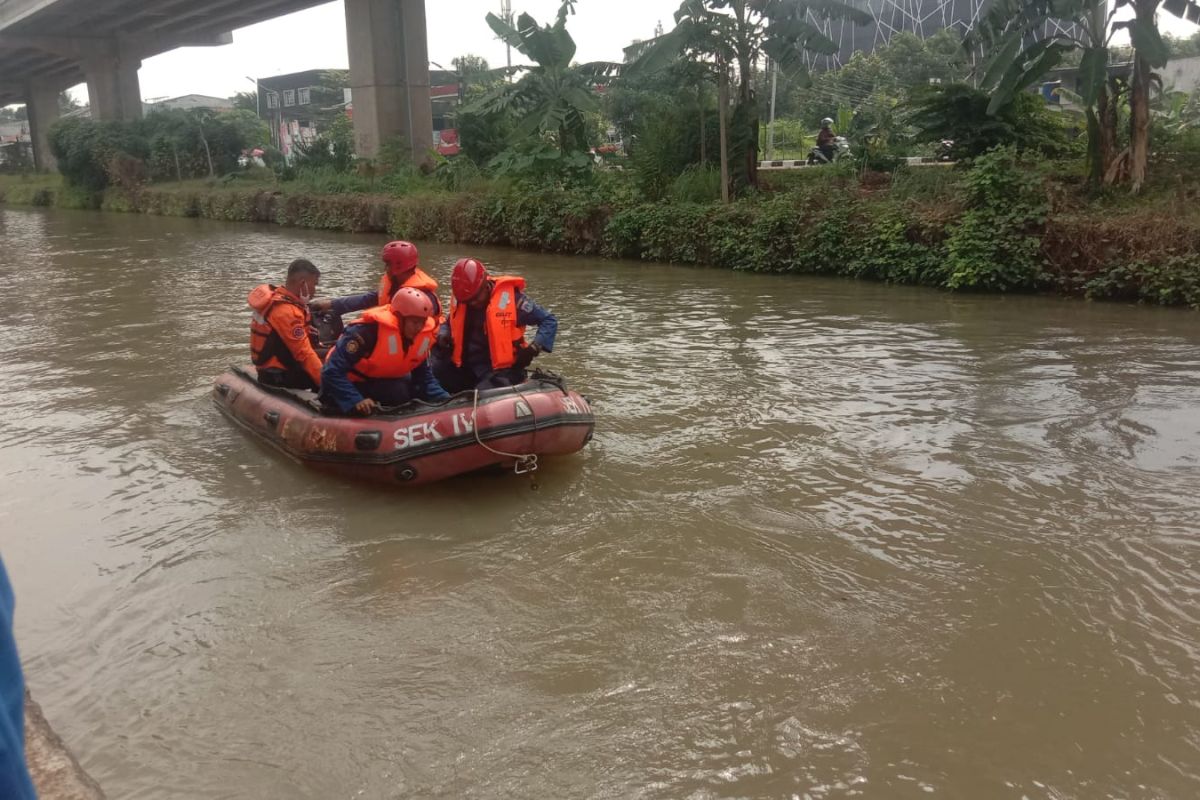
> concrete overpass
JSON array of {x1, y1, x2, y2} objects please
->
[{"x1": 0, "y1": 0, "x2": 432, "y2": 170}]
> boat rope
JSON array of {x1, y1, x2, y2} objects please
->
[{"x1": 470, "y1": 388, "x2": 539, "y2": 476}]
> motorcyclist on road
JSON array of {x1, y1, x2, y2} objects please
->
[{"x1": 816, "y1": 118, "x2": 837, "y2": 162}]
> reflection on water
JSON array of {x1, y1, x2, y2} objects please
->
[{"x1": 1, "y1": 207, "x2": 1198, "y2": 798}]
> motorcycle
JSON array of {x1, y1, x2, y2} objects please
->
[{"x1": 807, "y1": 136, "x2": 851, "y2": 165}]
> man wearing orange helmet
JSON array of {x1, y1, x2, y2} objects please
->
[
  {"x1": 310, "y1": 240, "x2": 442, "y2": 319},
  {"x1": 319, "y1": 287, "x2": 450, "y2": 415},
  {"x1": 248, "y1": 258, "x2": 324, "y2": 390},
  {"x1": 431, "y1": 257, "x2": 558, "y2": 393}
]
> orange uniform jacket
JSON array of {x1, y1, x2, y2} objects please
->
[
  {"x1": 378, "y1": 267, "x2": 440, "y2": 311},
  {"x1": 333, "y1": 306, "x2": 437, "y2": 382},
  {"x1": 248, "y1": 284, "x2": 323, "y2": 387},
  {"x1": 449, "y1": 275, "x2": 528, "y2": 370}
]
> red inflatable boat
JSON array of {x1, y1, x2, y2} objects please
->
[{"x1": 212, "y1": 366, "x2": 595, "y2": 485}]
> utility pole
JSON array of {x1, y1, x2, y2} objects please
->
[
  {"x1": 501, "y1": 0, "x2": 513, "y2": 75},
  {"x1": 766, "y1": 57, "x2": 778, "y2": 161}
]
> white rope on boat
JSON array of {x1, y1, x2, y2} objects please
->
[{"x1": 470, "y1": 387, "x2": 538, "y2": 473}]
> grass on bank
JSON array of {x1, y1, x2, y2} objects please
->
[{"x1": 3, "y1": 156, "x2": 1199, "y2": 308}]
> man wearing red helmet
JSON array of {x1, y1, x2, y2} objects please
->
[
  {"x1": 310, "y1": 240, "x2": 442, "y2": 320},
  {"x1": 431, "y1": 257, "x2": 558, "y2": 393},
  {"x1": 319, "y1": 287, "x2": 450, "y2": 415}
]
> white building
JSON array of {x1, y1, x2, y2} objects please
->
[{"x1": 1161, "y1": 55, "x2": 1200, "y2": 94}]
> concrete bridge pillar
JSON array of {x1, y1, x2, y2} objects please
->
[
  {"x1": 344, "y1": 0, "x2": 432, "y2": 164},
  {"x1": 84, "y1": 46, "x2": 142, "y2": 121},
  {"x1": 25, "y1": 79, "x2": 59, "y2": 171}
]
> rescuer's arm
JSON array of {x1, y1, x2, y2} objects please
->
[
  {"x1": 319, "y1": 325, "x2": 377, "y2": 414},
  {"x1": 328, "y1": 292, "x2": 378, "y2": 316},
  {"x1": 269, "y1": 304, "x2": 324, "y2": 387},
  {"x1": 516, "y1": 292, "x2": 557, "y2": 353},
  {"x1": 412, "y1": 360, "x2": 450, "y2": 401}
]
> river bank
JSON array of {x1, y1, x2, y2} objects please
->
[
  {"x1": 25, "y1": 693, "x2": 105, "y2": 799},
  {"x1": 2, "y1": 155, "x2": 1198, "y2": 308}
]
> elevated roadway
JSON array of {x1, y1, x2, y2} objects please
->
[{"x1": 0, "y1": 0, "x2": 431, "y2": 169}]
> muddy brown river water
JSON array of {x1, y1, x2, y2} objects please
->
[{"x1": 1, "y1": 206, "x2": 1198, "y2": 799}]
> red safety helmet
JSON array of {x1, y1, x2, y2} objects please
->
[
  {"x1": 451, "y1": 258, "x2": 488, "y2": 302},
  {"x1": 390, "y1": 287, "x2": 434, "y2": 319},
  {"x1": 381, "y1": 240, "x2": 419, "y2": 272}
]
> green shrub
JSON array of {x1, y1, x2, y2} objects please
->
[
  {"x1": 48, "y1": 118, "x2": 148, "y2": 191},
  {"x1": 1084, "y1": 255, "x2": 1200, "y2": 307},
  {"x1": 912, "y1": 85, "x2": 1073, "y2": 161},
  {"x1": 848, "y1": 202, "x2": 947, "y2": 284},
  {"x1": 944, "y1": 146, "x2": 1048, "y2": 291},
  {"x1": 294, "y1": 113, "x2": 354, "y2": 173},
  {"x1": 669, "y1": 164, "x2": 722, "y2": 203}
]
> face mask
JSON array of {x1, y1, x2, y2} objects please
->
[{"x1": 299, "y1": 283, "x2": 314, "y2": 303}]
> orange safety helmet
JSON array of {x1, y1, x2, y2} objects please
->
[
  {"x1": 381, "y1": 240, "x2": 419, "y2": 272},
  {"x1": 390, "y1": 286, "x2": 434, "y2": 319},
  {"x1": 451, "y1": 258, "x2": 488, "y2": 302}
]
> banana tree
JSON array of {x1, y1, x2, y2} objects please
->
[
  {"x1": 624, "y1": 3, "x2": 740, "y2": 201},
  {"x1": 1117, "y1": 0, "x2": 1173, "y2": 191},
  {"x1": 1154, "y1": 87, "x2": 1200, "y2": 135},
  {"x1": 463, "y1": 1, "x2": 617, "y2": 172},
  {"x1": 972, "y1": 0, "x2": 1123, "y2": 182},
  {"x1": 976, "y1": 0, "x2": 1199, "y2": 191},
  {"x1": 626, "y1": 0, "x2": 872, "y2": 194}
]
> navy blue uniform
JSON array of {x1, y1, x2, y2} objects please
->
[
  {"x1": 0, "y1": 557, "x2": 35, "y2": 800},
  {"x1": 330, "y1": 289, "x2": 442, "y2": 319},
  {"x1": 431, "y1": 289, "x2": 557, "y2": 393},
  {"x1": 319, "y1": 322, "x2": 449, "y2": 414}
]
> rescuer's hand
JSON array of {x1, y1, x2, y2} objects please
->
[
  {"x1": 308, "y1": 298, "x2": 333, "y2": 313},
  {"x1": 353, "y1": 398, "x2": 379, "y2": 416},
  {"x1": 513, "y1": 345, "x2": 538, "y2": 371}
]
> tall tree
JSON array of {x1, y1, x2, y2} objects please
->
[
  {"x1": 231, "y1": 91, "x2": 258, "y2": 113},
  {"x1": 57, "y1": 91, "x2": 82, "y2": 114},
  {"x1": 975, "y1": 0, "x2": 1190, "y2": 192},
  {"x1": 452, "y1": 54, "x2": 493, "y2": 86},
  {"x1": 972, "y1": 0, "x2": 1122, "y2": 183},
  {"x1": 627, "y1": 0, "x2": 871, "y2": 193},
  {"x1": 464, "y1": 1, "x2": 617, "y2": 169},
  {"x1": 1120, "y1": 0, "x2": 1173, "y2": 192}
]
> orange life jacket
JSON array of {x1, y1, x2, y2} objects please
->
[
  {"x1": 249, "y1": 283, "x2": 314, "y2": 373},
  {"x1": 449, "y1": 276, "x2": 527, "y2": 370},
  {"x1": 378, "y1": 268, "x2": 441, "y2": 319},
  {"x1": 336, "y1": 305, "x2": 437, "y2": 382}
]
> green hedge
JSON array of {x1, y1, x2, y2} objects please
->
[{"x1": 3, "y1": 154, "x2": 1198, "y2": 308}]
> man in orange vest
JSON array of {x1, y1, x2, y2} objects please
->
[
  {"x1": 319, "y1": 287, "x2": 451, "y2": 415},
  {"x1": 309, "y1": 240, "x2": 442, "y2": 319},
  {"x1": 431, "y1": 257, "x2": 558, "y2": 393},
  {"x1": 248, "y1": 258, "x2": 324, "y2": 390}
]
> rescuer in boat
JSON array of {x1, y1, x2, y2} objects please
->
[
  {"x1": 319, "y1": 287, "x2": 451, "y2": 416},
  {"x1": 309, "y1": 240, "x2": 442, "y2": 320},
  {"x1": 431, "y1": 257, "x2": 557, "y2": 393},
  {"x1": 248, "y1": 258, "x2": 324, "y2": 391}
]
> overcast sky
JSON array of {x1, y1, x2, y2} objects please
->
[
  {"x1": 65, "y1": 0, "x2": 677, "y2": 102},
  {"x1": 49, "y1": 0, "x2": 1200, "y2": 103}
]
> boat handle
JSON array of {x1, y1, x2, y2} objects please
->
[{"x1": 264, "y1": 410, "x2": 280, "y2": 428}]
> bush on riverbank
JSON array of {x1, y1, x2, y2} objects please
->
[{"x1": 3, "y1": 154, "x2": 1199, "y2": 308}]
